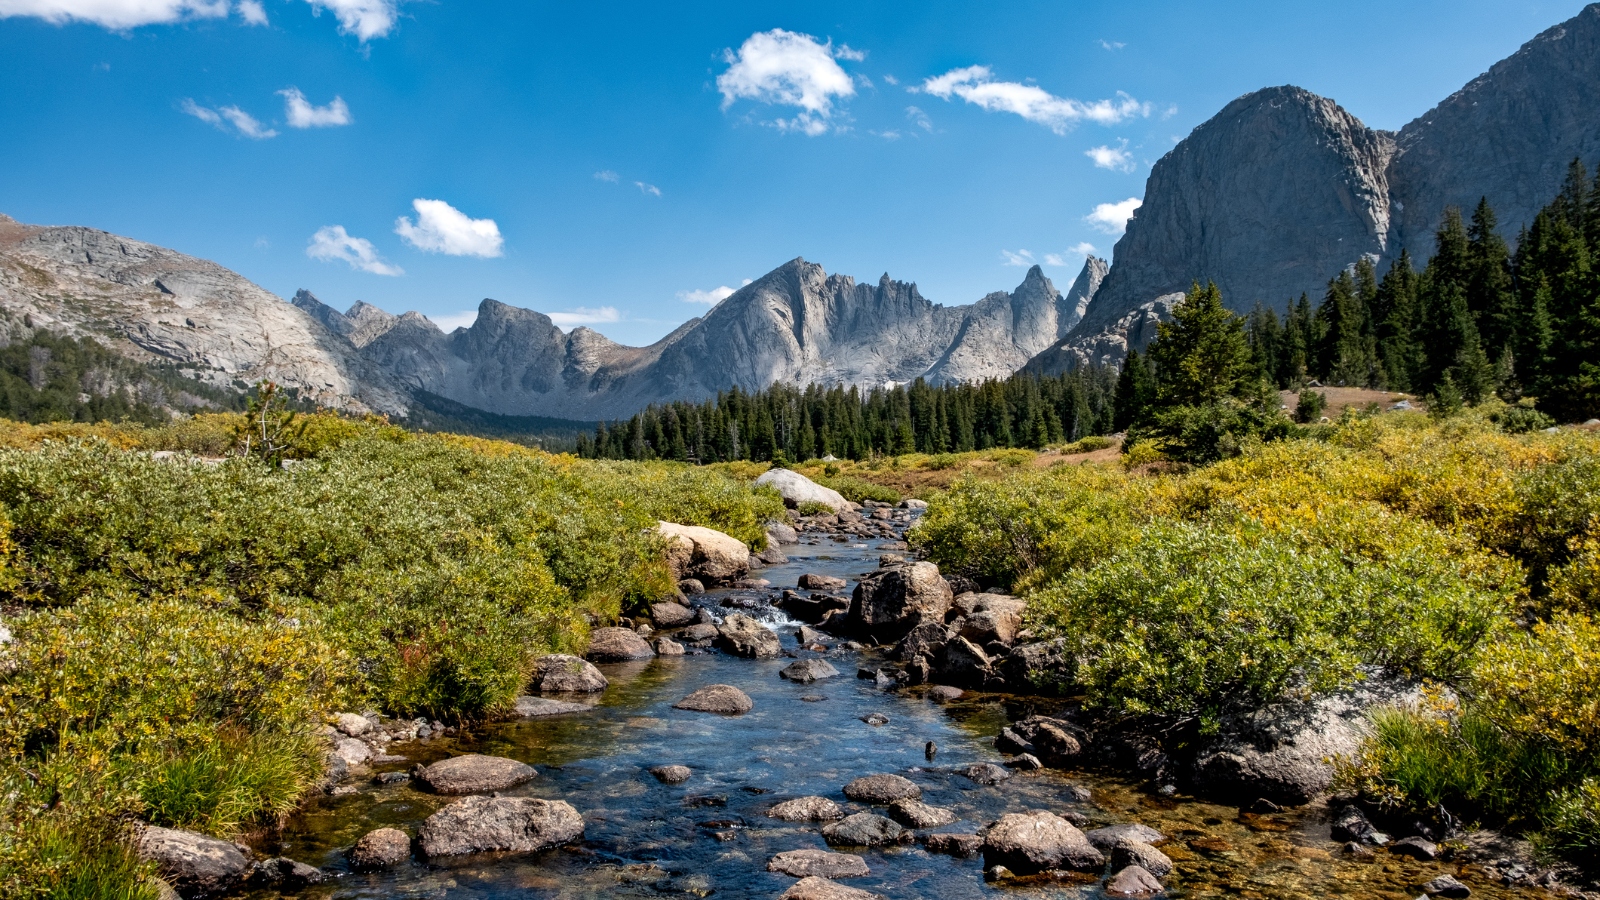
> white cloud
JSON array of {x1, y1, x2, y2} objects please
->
[
  {"x1": 906, "y1": 105, "x2": 932, "y2": 132},
  {"x1": 394, "y1": 199, "x2": 503, "y2": 258},
  {"x1": 834, "y1": 43, "x2": 866, "y2": 62},
  {"x1": 873, "y1": 130, "x2": 901, "y2": 140},
  {"x1": 1098, "y1": 39, "x2": 1125, "y2": 50},
  {"x1": 1085, "y1": 139, "x2": 1134, "y2": 172},
  {"x1": 545, "y1": 306, "x2": 621, "y2": 328},
  {"x1": 593, "y1": 170, "x2": 619, "y2": 182},
  {"x1": 717, "y1": 29, "x2": 856, "y2": 136},
  {"x1": 1086, "y1": 197, "x2": 1142, "y2": 234},
  {"x1": 1044, "y1": 242, "x2": 1098, "y2": 267},
  {"x1": 635, "y1": 181, "x2": 661, "y2": 197},
  {"x1": 304, "y1": 0, "x2": 396, "y2": 41},
  {"x1": 430, "y1": 310, "x2": 478, "y2": 331},
  {"x1": 677, "y1": 279, "x2": 751, "y2": 305},
  {"x1": 919, "y1": 65, "x2": 1151, "y2": 134},
  {"x1": 236, "y1": 0, "x2": 264, "y2": 24},
  {"x1": 183, "y1": 98, "x2": 276, "y2": 138},
  {"x1": 1000, "y1": 249, "x2": 1035, "y2": 267},
  {"x1": 0, "y1": 0, "x2": 229, "y2": 28},
  {"x1": 306, "y1": 225, "x2": 403, "y2": 275},
  {"x1": 882, "y1": 74, "x2": 898, "y2": 86},
  {"x1": 279, "y1": 88, "x2": 351, "y2": 128}
]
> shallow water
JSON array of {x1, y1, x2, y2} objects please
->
[{"x1": 256, "y1": 536, "x2": 1549, "y2": 900}]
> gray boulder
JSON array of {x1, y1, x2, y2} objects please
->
[
  {"x1": 822, "y1": 813, "x2": 907, "y2": 847},
  {"x1": 935, "y1": 636, "x2": 992, "y2": 688},
  {"x1": 756, "y1": 468, "x2": 850, "y2": 513},
  {"x1": 780, "y1": 659, "x2": 840, "y2": 683},
  {"x1": 779, "y1": 876, "x2": 886, "y2": 900},
  {"x1": 766, "y1": 848, "x2": 871, "y2": 878},
  {"x1": 847, "y1": 562, "x2": 952, "y2": 642},
  {"x1": 1001, "y1": 715, "x2": 1090, "y2": 767},
  {"x1": 649, "y1": 765, "x2": 692, "y2": 784},
  {"x1": 137, "y1": 826, "x2": 252, "y2": 898},
  {"x1": 716, "y1": 613, "x2": 782, "y2": 659},
  {"x1": 924, "y1": 832, "x2": 984, "y2": 857},
  {"x1": 1086, "y1": 824, "x2": 1166, "y2": 851},
  {"x1": 981, "y1": 810, "x2": 1104, "y2": 875},
  {"x1": 962, "y1": 763, "x2": 1011, "y2": 786},
  {"x1": 348, "y1": 827, "x2": 411, "y2": 870},
  {"x1": 843, "y1": 773, "x2": 921, "y2": 803},
  {"x1": 418, "y1": 796, "x2": 584, "y2": 858},
  {"x1": 1111, "y1": 839, "x2": 1173, "y2": 877},
  {"x1": 252, "y1": 858, "x2": 326, "y2": 888},
  {"x1": 414, "y1": 754, "x2": 535, "y2": 794},
  {"x1": 799, "y1": 573, "x2": 848, "y2": 592},
  {"x1": 650, "y1": 601, "x2": 695, "y2": 628},
  {"x1": 531, "y1": 646, "x2": 604, "y2": 688},
  {"x1": 1105, "y1": 865, "x2": 1165, "y2": 895},
  {"x1": 767, "y1": 520, "x2": 800, "y2": 544},
  {"x1": 655, "y1": 636, "x2": 686, "y2": 655},
  {"x1": 997, "y1": 639, "x2": 1070, "y2": 694},
  {"x1": 769, "y1": 795, "x2": 845, "y2": 821},
  {"x1": 673, "y1": 683, "x2": 753, "y2": 714},
  {"x1": 585, "y1": 627, "x2": 655, "y2": 662},
  {"x1": 1422, "y1": 874, "x2": 1472, "y2": 898},
  {"x1": 657, "y1": 521, "x2": 751, "y2": 585},
  {"x1": 887, "y1": 798, "x2": 958, "y2": 828}
]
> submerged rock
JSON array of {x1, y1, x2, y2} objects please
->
[
  {"x1": 348, "y1": 828, "x2": 411, "y2": 870},
  {"x1": 1085, "y1": 824, "x2": 1166, "y2": 851},
  {"x1": 842, "y1": 774, "x2": 921, "y2": 803},
  {"x1": 768, "y1": 795, "x2": 845, "y2": 821},
  {"x1": 418, "y1": 796, "x2": 584, "y2": 858},
  {"x1": 136, "y1": 826, "x2": 252, "y2": 898},
  {"x1": 673, "y1": 684, "x2": 753, "y2": 714},
  {"x1": 648, "y1": 764, "x2": 692, "y2": 784},
  {"x1": 512, "y1": 696, "x2": 592, "y2": 717},
  {"x1": 414, "y1": 754, "x2": 535, "y2": 794},
  {"x1": 822, "y1": 813, "x2": 907, "y2": 847},
  {"x1": 766, "y1": 848, "x2": 871, "y2": 878},
  {"x1": 1105, "y1": 865, "x2": 1165, "y2": 895},
  {"x1": 981, "y1": 810, "x2": 1104, "y2": 875},
  {"x1": 780, "y1": 658, "x2": 840, "y2": 683},
  {"x1": 778, "y1": 875, "x2": 886, "y2": 900}
]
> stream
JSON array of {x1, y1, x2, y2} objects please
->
[{"x1": 252, "y1": 531, "x2": 1551, "y2": 900}]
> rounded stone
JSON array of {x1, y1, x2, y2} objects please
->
[
  {"x1": 887, "y1": 798, "x2": 958, "y2": 829},
  {"x1": 348, "y1": 828, "x2": 411, "y2": 870},
  {"x1": 778, "y1": 876, "x2": 886, "y2": 900},
  {"x1": 822, "y1": 812, "x2": 906, "y2": 847},
  {"x1": 649, "y1": 765, "x2": 692, "y2": 784},
  {"x1": 531, "y1": 654, "x2": 609, "y2": 692},
  {"x1": 673, "y1": 684, "x2": 753, "y2": 714},
  {"x1": 585, "y1": 627, "x2": 655, "y2": 662},
  {"x1": 414, "y1": 754, "x2": 535, "y2": 795},
  {"x1": 766, "y1": 848, "x2": 870, "y2": 878},
  {"x1": 768, "y1": 796, "x2": 845, "y2": 821},
  {"x1": 842, "y1": 773, "x2": 921, "y2": 804}
]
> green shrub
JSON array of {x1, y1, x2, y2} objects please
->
[
  {"x1": 1544, "y1": 779, "x2": 1600, "y2": 862},
  {"x1": 796, "y1": 501, "x2": 834, "y2": 516},
  {"x1": 1493, "y1": 404, "x2": 1556, "y2": 435},
  {"x1": 924, "y1": 453, "x2": 961, "y2": 470},
  {"x1": 133, "y1": 731, "x2": 320, "y2": 835},
  {"x1": 1294, "y1": 388, "x2": 1328, "y2": 424},
  {"x1": 1059, "y1": 435, "x2": 1114, "y2": 454},
  {"x1": 1128, "y1": 401, "x2": 1298, "y2": 465},
  {"x1": 814, "y1": 473, "x2": 902, "y2": 504}
]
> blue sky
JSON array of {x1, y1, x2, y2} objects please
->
[{"x1": 0, "y1": 0, "x2": 1590, "y2": 345}]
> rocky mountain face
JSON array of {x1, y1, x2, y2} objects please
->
[
  {"x1": 0, "y1": 214, "x2": 409, "y2": 414},
  {"x1": 1032, "y1": 3, "x2": 1600, "y2": 375}
]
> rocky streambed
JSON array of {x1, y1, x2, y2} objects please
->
[{"x1": 212, "y1": 503, "x2": 1566, "y2": 900}]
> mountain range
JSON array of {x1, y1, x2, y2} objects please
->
[{"x1": 2, "y1": 3, "x2": 1596, "y2": 421}]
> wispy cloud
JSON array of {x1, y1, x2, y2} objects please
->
[
  {"x1": 834, "y1": 43, "x2": 867, "y2": 61},
  {"x1": 882, "y1": 74, "x2": 898, "y2": 86},
  {"x1": 717, "y1": 28, "x2": 857, "y2": 136},
  {"x1": 430, "y1": 310, "x2": 478, "y2": 331},
  {"x1": 1098, "y1": 39, "x2": 1125, "y2": 50},
  {"x1": 237, "y1": 0, "x2": 265, "y2": 24},
  {"x1": 906, "y1": 105, "x2": 932, "y2": 132},
  {"x1": 1044, "y1": 242, "x2": 1098, "y2": 267},
  {"x1": 306, "y1": 225, "x2": 403, "y2": 275},
  {"x1": 303, "y1": 0, "x2": 397, "y2": 41},
  {"x1": 1000, "y1": 249, "x2": 1035, "y2": 267},
  {"x1": 395, "y1": 199, "x2": 503, "y2": 258},
  {"x1": 1085, "y1": 139, "x2": 1134, "y2": 172},
  {"x1": 0, "y1": 0, "x2": 229, "y2": 29},
  {"x1": 1086, "y1": 197, "x2": 1142, "y2": 235},
  {"x1": 593, "y1": 170, "x2": 619, "y2": 183},
  {"x1": 918, "y1": 65, "x2": 1151, "y2": 134},
  {"x1": 635, "y1": 182, "x2": 661, "y2": 197},
  {"x1": 545, "y1": 306, "x2": 621, "y2": 328},
  {"x1": 182, "y1": 99, "x2": 277, "y2": 138},
  {"x1": 678, "y1": 279, "x2": 751, "y2": 305},
  {"x1": 279, "y1": 88, "x2": 352, "y2": 128}
]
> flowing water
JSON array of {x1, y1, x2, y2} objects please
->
[{"x1": 254, "y1": 535, "x2": 1550, "y2": 900}]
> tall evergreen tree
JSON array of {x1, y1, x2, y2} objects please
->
[{"x1": 1148, "y1": 282, "x2": 1256, "y2": 406}]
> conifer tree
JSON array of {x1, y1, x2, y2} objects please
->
[
  {"x1": 1112, "y1": 348, "x2": 1155, "y2": 432},
  {"x1": 1148, "y1": 281, "x2": 1255, "y2": 406}
]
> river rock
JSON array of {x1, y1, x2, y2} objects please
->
[
  {"x1": 511, "y1": 696, "x2": 591, "y2": 717},
  {"x1": 348, "y1": 827, "x2": 411, "y2": 869},
  {"x1": 766, "y1": 795, "x2": 842, "y2": 821},
  {"x1": 758, "y1": 543, "x2": 789, "y2": 565},
  {"x1": 253, "y1": 857, "x2": 326, "y2": 888},
  {"x1": 778, "y1": 876, "x2": 886, "y2": 900},
  {"x1": 537, "y1": 650, "x2": 611, "y2": 685},
  {"x1": 334, "y1": 712, "x2": 373, "y2": 736},
  {"x1": 768, "y1": 520, "x2": 799, "y2": 544},
  {"x1": 996, "y1": 639, "x2": 1070, "y2": 694},
  {"x1": 755, "y1": 468, "x2": 851, "y2": 513},
  {"x1": 843, "y1": 774, "x2": 921, "y2": 803},
  {"x1": 418, "y1": 796, "x2": 584, "y2": 858},
  {"x1": 959, "y1": 608, "x2": 1022, "y2": 647},
  {"x1": 1391, "y1": 836, "x2": 1439, "y2": 860},
  {"x1": 887, "y1": 799, "x2": 958, "y2": 828},
  {"x1": 799, "y1": 573, "x2": 848, "y2": 592},
  {"x1": 1001, "y1": 715, "x2": 1089, "y2": 767},
  {"x1": 797, "y1": 625, "x2": 831, "y2": 646},
  {"x1": 585, "y1": 627, "x2": 655, "y2": 662},
  {"x1": 649, "y1": 765, "x2": 692, "y2": 784},
  {"x1": 1423, "y1": 875, "x2": 1472, "y2": 898},
  {"x1": 673, "y1": 684, "x2": 753, "y2": 714},
  {"x1": 924, "y1": 832, "x2": 984, "y2": 857},
  {"x1": 1330, "y1": 805, "x2": 1389, "y2": 845},
  {"x1": 822, "y1": 813, "x2": 907, "y2": 847},
  {"x1": 655, "y1": 636, "x2": 686, "y2": 655},
  {"x1": 679, "y1": 578, "x2": 706, "y2": 595},
  {"x1": 767, "y1": 848, "x2": 871, "y2": 878},
  {"x1": 781, "y1": 658, "x2": 840, "y2": 683},
  {"x1": 1105, "y1": 865, "x2": 1165, "y2": 895},
  {"x1": 1086, "y1": 824, "x2": 1167, "y2": 851},
  {"x1": 928, "y1": 685, "x2": 963, "y2": 701},
  {"x1": 650, "y1": 601, "x2": 695, "y2": 628},
  {"x1": 847, "y1": 562, "x2": 953, "y2": 642},
  {"x1": 1190, "y1": 679, "x2": 1425, "y2": 805},
  {"x1": 982, "y1": 810, "x2": 1104, "y2": 874},
  {"x1": 936, "y1": 636, "x2": 993, "y2": 688},
  {"x1": 1111, "y1": 839, "x2": 1174, "y2": 877},
  {"x1": 963, "y1": 763, "x2": 1011, "y2": 786},
  {"x1": 949, "y1": 591, "x2": 1024, "y2": 620},
  {"x1": 137, "y1": 826, "x2": 252, "y2": 898},
  {"x1": 658, "y1": 521, "x2": 752, "y2": 585},
  {"x1": 333, "y1": 737, "x2": 373, "y2": 768},
  {"x1": 893, "y1": 622, "x2": 950, "y2": 662},
  {"x1": 414, "y1": 754, "x2": 535, "y2": 794},
  {"x1": 682, "y1": 622, "x2": 719, "y2": 642},
  {"x1": 716, "y1": 613, "x2": 782, "y2": 659}
]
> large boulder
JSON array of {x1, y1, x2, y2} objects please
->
[
  {"x1": 716, "y1": 613, "x2": 782, "y2": 659},
  {"x1": 847, "y1": 562, "x2": 953, "y2": 643},
  {"x1": 755, "y1": 468, "x2": 850, "y2": 513},
  {"x1": 996, "y1": 640, "x2": 1071, "y2": 694},
  {"x1": 657, "y1": 521, "x2": 750, "y2": 585},
  {"x1": 136, "y1": 826, "x2": 253, "y2": 898},
  {"x1": 673, "y1": 683, "x2": 754, "y2": 714},
  {"x1": 418, "y1": 796, "x2": 584, "y2": 858},
  {"x1": 934, "y1": 636, "x2": 992, "y2": 688},
  {"x1": 414, "y1": 754, "x2": 536, "y2": 794},
  {"x1": 1190, "y1": 679, "x2": 1424, "y2": 805},
  {"x1": 585, "y1": 627, "x2": 655, "y2": 662},
  {"x1": 981, "y1": 810, "x2": 1104, "y2": 875},
  {"x1": 650, "y1": 600, "x2": 695, "y2": 628},
  {"x1": 530, "y1": 654, "x2": 609, "y2": 692}
]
